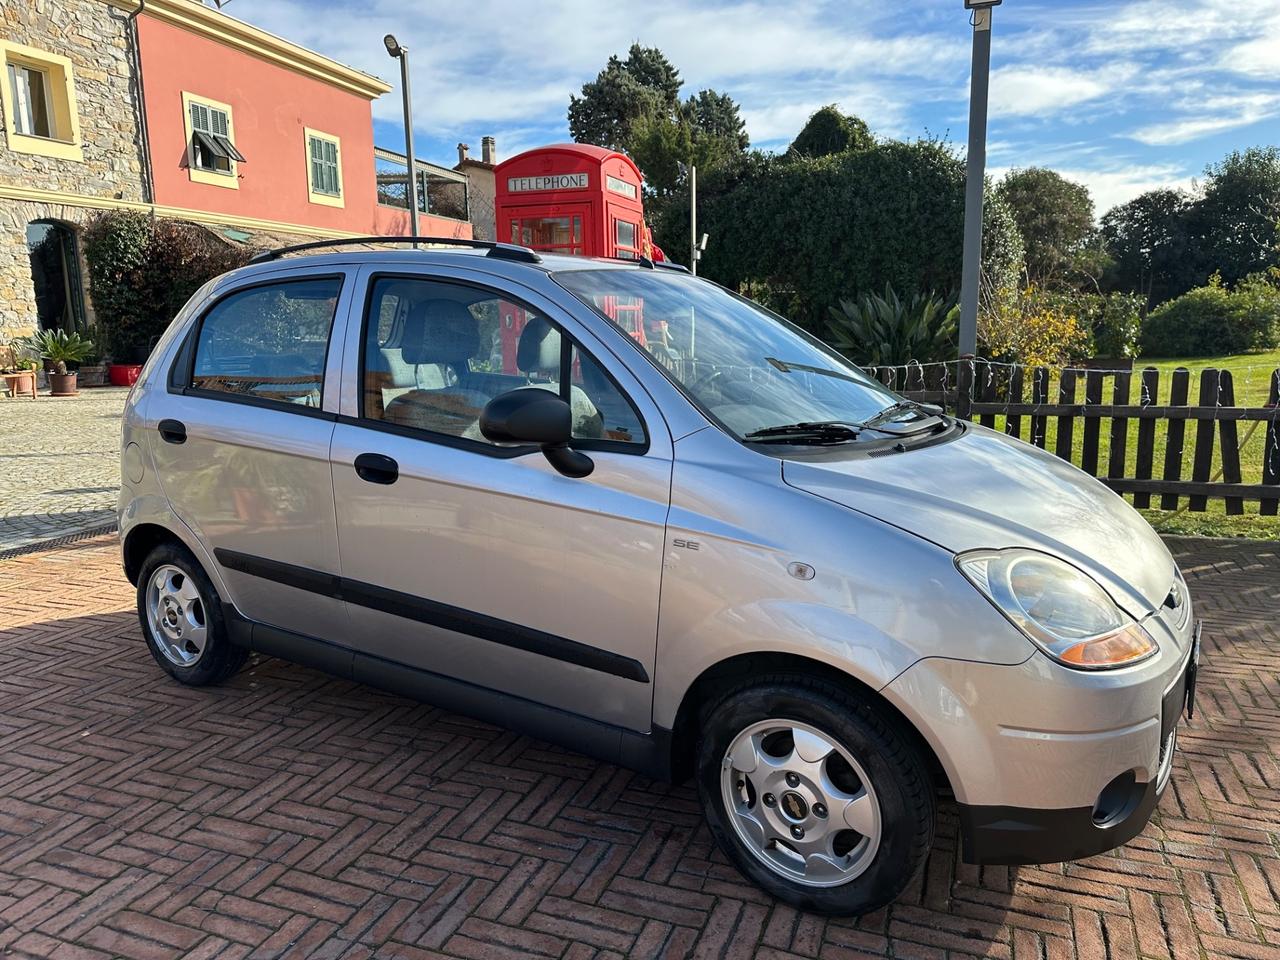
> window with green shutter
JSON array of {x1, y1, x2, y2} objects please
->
[
  {"x1": 188, "y1": 99, "x2": 242, "y2": 173},
  {"x1": 308, "y1": 134, "x2": 341, "y2": 197}
]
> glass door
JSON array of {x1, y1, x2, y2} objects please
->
[{"x1": 508, "y1": 208, "x2": 585, "y2": 255}]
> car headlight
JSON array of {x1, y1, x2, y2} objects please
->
[{"x1": 957, "y1": 548, "x2": 1157, "y2": 670}]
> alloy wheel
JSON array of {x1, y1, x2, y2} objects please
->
[
  {"x1": 145, "y1": 564, "x2": 208, "y2": 667},
  {"x1": 720, "y1": 718, "x2": 882, "y2": 887}
]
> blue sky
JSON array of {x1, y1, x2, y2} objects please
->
[{"x1": 232, "y1": 0, "x2": 1280, "y2": 215}]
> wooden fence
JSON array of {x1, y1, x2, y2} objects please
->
[{"x1": 860, "y1": 361, "x2": 1280, "y2": 514}]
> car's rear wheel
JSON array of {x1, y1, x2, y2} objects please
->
[
  {"x1": 696, "y1": 675, "x2": 934, "y2": 915},
  {"x1": 137, "y1": 542, "x2": 247, "y2": 686}
]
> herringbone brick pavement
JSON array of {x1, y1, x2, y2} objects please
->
[{"x1": 0, "y1": 535, "x2": 1276, "y2": 959}]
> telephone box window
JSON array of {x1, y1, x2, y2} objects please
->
[
  {"x1": 512, "y1": 215, "x2": 583, "y2": 255},
  {"x1": 615, "y1": 220, "x2": 639, "y2": 260}
]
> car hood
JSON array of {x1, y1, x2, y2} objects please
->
[{"x1": 781, "y1": 423, "x2": 1175, "y2": 617}]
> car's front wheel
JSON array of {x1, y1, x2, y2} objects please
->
[
  {"x1": 137, "y1": 542, "x2": 247, "y2": 686},
  {"x1": 696, "y1": 675, "x2": 935, "y2": 915}
]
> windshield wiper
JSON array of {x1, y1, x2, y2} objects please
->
[
  {"x1": 856, "y1": 400, "x2": 946, "y2": 434},
  {"x1": 744, "y1": 421, "x2": 862, "y2": 445}
]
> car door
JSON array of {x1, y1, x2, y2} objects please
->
[
  {"x1": 149, "y1": 267, "x2": 354, "y2": 645},
  {"x1": 329, "y1": 264, "x2": 672, "y2": 732}
]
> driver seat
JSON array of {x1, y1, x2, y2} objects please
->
[{"x1": 383, "y1": 299, "x2": 490, "y2": 438}]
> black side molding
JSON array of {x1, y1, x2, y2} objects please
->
[
  {"x1": 220, "y1": 605, "x2": 674, "y2": 781},
  {"x1": 213, "y1": 548, "x2": 649, "y2": 683}
]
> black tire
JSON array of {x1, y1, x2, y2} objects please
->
[
  {"x1": 695, "y1": 674, "x2": 934, "y2": 916},
  {"x1": 136, "y1": 541, "x2": 247, "y2": 686}
]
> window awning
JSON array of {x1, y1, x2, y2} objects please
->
[{"x1": 193, "y1": 131, "x2": 246, "y2": 163}]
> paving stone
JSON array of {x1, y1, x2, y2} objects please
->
[
  {"x1": 0, "y1": 533, "x2": 1276, "y2": 958},
  {"x1": 0, "y1": 387, "x2": 128, "y2": 552}
]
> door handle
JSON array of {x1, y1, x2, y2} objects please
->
[
  {"x1": 158, "y1": 419, "x2": 187, "y2": 444},
  {"x1": 354, "y1": 452, "x2": 398, "y2": 485}
]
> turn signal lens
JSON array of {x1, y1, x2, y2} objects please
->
[{"x1": 1058, "y1": 623, "x2": 1157, "y2": 667}]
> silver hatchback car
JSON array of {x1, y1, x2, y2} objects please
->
[{"x1": 119, "y1": 239, "x2": 1200, "y2": 916}]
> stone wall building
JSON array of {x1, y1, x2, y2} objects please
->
[{"x1": 0, "y1": 0, "x2": 147, "y2": 346}]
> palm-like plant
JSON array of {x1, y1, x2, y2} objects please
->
[
  {"x1": 20, "y1": 329, "x2": 96, "y2": 375},
  {"x1": 825, "y1": 285, "x2": 958, "y2": 366}
]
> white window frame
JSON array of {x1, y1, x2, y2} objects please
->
[
  {"x1": 304, "y1": 127, "x2": 344, "y2": 208},
  {"x1": 181, "y1": 91, "x2": 239, "y2": 189},
  {"x1": 0, "y1": 40, "x2": 82, "y2": 162}
]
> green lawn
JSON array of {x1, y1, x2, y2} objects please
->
[{"x1": 982, "y1": 349, "x2": 1280, "y2": 539}]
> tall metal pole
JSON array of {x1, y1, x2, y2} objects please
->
[
  {"x1": 958, "y1": 4, "x2": 995, "y2": 358},
  {"x1": 689, "y1": 164, "x2": 698, "y2": 276},
  {"x1": 399, "y1": 50, "x2": 419, "y2": 240}
]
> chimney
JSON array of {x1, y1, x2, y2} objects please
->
[
  {"x1": 482, "y1": 136, "x2": 496, "y2": 165},
  {"x1": 456, "y1": 142, "x2": 470, "y2": 165}
]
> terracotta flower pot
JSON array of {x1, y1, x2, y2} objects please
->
[
  {"x1": 4, "y1": 370, "x2": 36, "y2": 399},
  {"x1": 49, "y1": 372, "x2": 79, "y2": 396}
]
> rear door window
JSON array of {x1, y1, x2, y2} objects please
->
[{"x1": 189, "y1": 276, "x2": 342, "y2": 408}]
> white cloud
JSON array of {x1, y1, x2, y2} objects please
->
[
  {"x1": 987, "y1": 64, "x2": 1135, "y2": 118},
  {"x1": 1130, "y1": 92, "x2": 1280, "y2": 146},
  {"x1": 1220, "y1": 13, "x2": 1280, "y2": 77},
  {"x1": 229, "y1": 0, "x2": 959, "y2": 151},
  {"x1": 1055, "y1": 164, "x2": 1195, "y2": 215}
]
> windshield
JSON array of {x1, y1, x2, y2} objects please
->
[{"x1": 554, "y1": 269, "x2": 900, "y2": 439}]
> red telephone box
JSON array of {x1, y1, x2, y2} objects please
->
[
  {"x1": 495, "y1": 143, "x2": 647, "y2": 260},
  {"x1": 494, "y1": 144, "x2": 654, "y2": 367}
]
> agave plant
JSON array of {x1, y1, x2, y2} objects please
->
[
  {"x1": 825, "y1": 285, "x2": 958, "y2": 366},
  {"x1": 19, "y1": 329, "x2": 96, "y2": 375}
]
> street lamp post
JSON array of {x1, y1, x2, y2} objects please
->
[
  {"x1": 384, "y1": 34, "x2": 419, "y2": 241},
  {"x1": 958, "y1": 0, "x2": 1001, "y2": 359},
  {"x1": 689, "y1": 163, "x2": 697, "y2": 275}
]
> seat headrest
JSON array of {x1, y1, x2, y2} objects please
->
[
  {"x1": 401, "y1": 299, "x2": 480, "y2": 365},
  {"x1": 516, "y1": 316, "x2": 562, "y2": 374}
]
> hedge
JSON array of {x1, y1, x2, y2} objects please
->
[{"x1": 651, "y1": 139, "x2": 1023, "y2": 332}]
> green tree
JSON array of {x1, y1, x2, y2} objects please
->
[
  {"x1": 1100, "y1": 188, "x2": 1193, "y2": 306},
  {"x1": 1190, "y1": 146, "x2": 1280, "y2": 287},
  {"x1": 684, "y1": 89, "x2": 749, "y2": 151},
  {"x1": 568, "y1": 45, "x2": 748, "y2": 195},
  {"x1": 788, "y1": 105, "x2": 873, "y2": 159},
  {"x1": 995, "y1": 167, "x2": 1096, "y2": 288},
  {"x1": 568, "y1": 45, "x2": 680, "y2": 151}
]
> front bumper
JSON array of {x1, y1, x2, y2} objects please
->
[
  {"x1": 881, "y1": 607, "x2": 1199, "y2": 865},
  {"x1": 956, "y1": 620, "x2": 1198, "y2": 865}
]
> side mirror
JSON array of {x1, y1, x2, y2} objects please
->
[{"x1": 480, "y1": 388, "x2": 594, "y2": 478}]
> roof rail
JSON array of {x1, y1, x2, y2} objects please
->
[{"x1": 248, "y1": 236, "x2": 542, "y2": 265}]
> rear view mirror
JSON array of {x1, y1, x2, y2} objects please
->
[{"x1": 480, "y1": 388, "x2": 594, "y2": 478}]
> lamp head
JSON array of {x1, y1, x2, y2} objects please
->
[
  {"x1": 964, "y1": 0, "x2": 1002, "y2": 7},
  {"x1": 383, "y1": 34, "x2": 403, "y2": 58}
]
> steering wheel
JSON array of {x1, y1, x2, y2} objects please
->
[{"x1": 688, "y1": 368, "x2": 723, "y2": 397}]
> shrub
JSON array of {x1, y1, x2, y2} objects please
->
[
  {"x1": 979, "y1": 286, "x2": 1091, "y2": 366},
  {"x1": 825, "y1": 284, "x2": 957, "y2": 365},
  {"x1": 83, "y1": 211, "x2": 253, "y2": 361},
  {"x1": 1039, "y1": 290, "x2": 1144, "y2": 358},
  {"x1": 1140, "y1": 273, "x2": 1280, "y2": 357}
]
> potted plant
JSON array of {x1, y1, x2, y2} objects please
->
[{"x1": 23, "y1": 329, "x2": 96, "y2": 396}]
